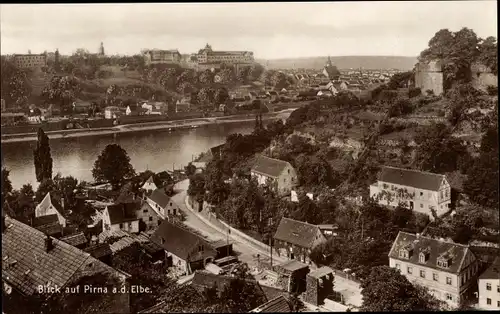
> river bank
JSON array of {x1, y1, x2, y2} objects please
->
[{"x1": 1, "y1": 109, "x2": 294, "y2": 144}]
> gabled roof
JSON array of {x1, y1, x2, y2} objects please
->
[
  {"x1": 106, "y1": 202, "x2": 140, "y2": 225},
  {"x1": 250, "y1": 155, "x2": 292, "y2": 178},
  {"x1": 148, "y1": 188, "x2": 172, "y2": 208},
  {"x1": 84, "y1": 243, "x2": 113, "y2": 259},
  {"x1": 378, "y1": 166, "x2": 446, "y2": 191},
  {"x1": 479, "y1": 257, "x2": 500, "y2": 280},
  {"x1": 37, "y1": 192, "x2": 64, "y2": 217},
  {"x1": 60, "y1": 232, "x2": 87, "y2": 247},
  {"x1": 2, "y1": 217, "x2": 124, "y2": 296},
  {"x1": 388, "y1": 231, "x2": 472, "y2": 275},
  {"x1": 251, "y1": 295, "x2": 292, "y2": 313},
  {"x1": 34, "y1": 222, "x2": 63, "y2": 236},
  {"x1": 32, "y1": 214, "x2": 59, "y2": 227},
  {"x1": 109, "y1": 236, "x2": 137, "y2": 254},
  {"x1": 274, "y1": 217, "x2": 323, "y2": 249},
  {"x1": 150, "y1": 221, "x2": 214, "y2": 261}
]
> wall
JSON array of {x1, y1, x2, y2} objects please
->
[
  {"x1": 136, "y1": 203, "x2": 162, "y2": 231},
  {"x1": 478, "y1": 279, "x2": 500, "y2": 310},
  {"x1": 415, "y1": 70, "x2": 444, "y2": 96},
  {"x1": 274, "y1": 240, "x2": 311, "y2": 264},
  {"x1": 113, "y1": 220, "x2": 140, "y2": 234},
  {"x1": 277, "y1": 165, "x2": 298, "y2": 196},
  {"x1": 389, "y1": 257, "x2": 462, "y2": 305},
  {"x1": 370, "y1": 180, "x2": 451, "y2": 217},
  {"x1": 35, "y1": 204, "x2": 67, "y2": 227},
  {"x1": 169, "y1": 251, "x2": 189, "y2": 275}
]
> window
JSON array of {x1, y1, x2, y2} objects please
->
[
  {"x1": 198, "y1": 245, "x2": 204, "y2": 252},
  {"x1": 161, "y1": 238, "x2": 165, "y2": 244},
  {"x1": 486, "y1": 283, "x2": 492, "y2": 290},
  {"x1": 170, "y1": 202, "x2": 172, "y2": 206},
  {"x1": 433, "y1": 273, "x2": 438, "y2": 281},
  {"x1": 420, "y1": 204, "x2": 423, "y2": 208},
  {"x1": 446, "y1": 277, "x2": 452, "y2": 285},
  {"x1": 497, "y1": 285, "x2": 500, "y2": 293},
  {"x1": 497, "y1": 301, "x2": 500, "y2": 307},
  {"x1": 446, "y1": 294, "x2": 453, "y2": 301},
  {"x1": 419, "y1": 253, "x2": 427, "y2": 263},
  {"x1": 128, "y1": 222, "x2": 132, "y2": 228},
  {"x1": 407, "y1": 266, "x2": 413, "y2": 274},
  {"x1": 149, "y1": 216, "x2": 153, "y2": 221},
  {"x1": 440, "y1": 191, "x2": 444, "y2": 199},
  {"x1": 487, "y1": 298, "x2": 491, "y2": 305},
  {"x1": 420, "y1": 270, "x2": 425, "y2": 278},
  {"x1": 396, "y1": 263, "x2": 400, "y2": 270},
  {"x1": 143, "y1": 209, "x2": 148, "y2": 213},
  {"x1": 120, "y1": 223, "x2": 124, "y2": 229},
  {"x1": 420, "y1": 192, "x2": 423, "y2": 196}
]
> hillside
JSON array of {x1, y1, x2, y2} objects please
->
[{"x1": 257, "y1": 56, "x2": 418, "y2": 70}]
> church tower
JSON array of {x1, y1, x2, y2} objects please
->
[{"x1": 99, "y1": 42, "x2": 105, "y2": 56}]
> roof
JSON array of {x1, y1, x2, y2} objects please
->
[
  {"x1": 37, "y1": 192, "x2": 64, "y2": 217},
  {"x1": 2, "y1": 217, "x2": 90, "y2": 295},
  {"x1": 141, "y1": 241, "x2": 164, "y2": 256},
  {"x1": 109, "y1": 236, "x2": 137, "y2": 254},
  {"x1": 60, "y1": 232, "x2": 87, "y2": 247},
  {"x1": 106, "y1": 202, "x2": 140, "y2": 225},
  {"x1": 210, "y1": 239, "x2": 233, "y2": 249},
  {"x1": 98, "y1": 229, "x2": 129, "y2": 243},
  {"x1": 210, "y1": 144, "x2": 225, "y2": 157},
  {"x1": 191, "y1": 271, "x2": 270, "y2": 298},
  {"x1": 308, "y1": 266, "x2": 334, "y2": 279},
  {"x1": 148, "y1": 189, "x2": 172, "y2": 208},
  {"x1": 378, "y1": 166, "x2": 446, "y2": 191},
  {"x1": 34, "y1": 222, "x2": 63, "y2": 236},
  {"x1": 250, "y1": 155, "x2": 292, "y2": 178},
  {"x1": 84, "y1": 243, "x2": 113, "y2": 259},
  {"x1": 274, "y1": 217, "x2": 322, "y2": 249},
  {"x1": 278, "y1": 260, "x2": 309, "y2": 272},
  {"x1": 151, "y1": 221, "x2": 214, "y2": 261},
  {"x1": 32, "y1": 214, "x2": 58, "y2": 227},
  {"x1": 479, "y1": 257, "x2": 500, "y2": 280},
  {"x1": 388, "y1": 232, "x2": 472, "y2": 274},
  {"x1": 251, "y1": 295, "x2": 292, "y2": 313}
]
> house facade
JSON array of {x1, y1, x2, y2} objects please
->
[
  {"x1": 102, "y1": 203, "x2": 140, "y2": 233},
  {"x1": 104, "y1": 106, "x2": 121, "y2": 119},
  {"x1": 13, "y1": 53, "x2": 47, "y2": 69},
  {"x1": 137, "y1": 202, "x2": 163, "y2": 231},
  {"x1": 146, "y1": 188, "x2": 180, "y2": 219},
  {"x1": 151, "y1": 221, "x2": 217, "y2": 275},
  {"x1": 478, "y1": 258, "x2": 500, "y2": 310},
  {"x1": 389, "y1": 232, "x2": 480, "y2": 307},
  {"x1": 143, "y1": 49, "x2": 182, "y2": 66},
  {"x1": 251, "y1": 154, "x2": 298, "y2": 196},
  {"x1": 370, "y1": 166, "x2": 452, "y2": 218},
  {"x1": 273, "y1": 217, "x2": 327, "y2": 264},
  {"x1": 195, "y1": 44, "x2": 254, "y2": 65},
  {"x1": 141, "y1": 176, "x2": 158, "y2": 193},
  {"x1": 35, "y1": 192, "x2": 67, "y2": 227}
]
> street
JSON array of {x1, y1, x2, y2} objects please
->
[{"x1": 172, "y1": 179, "x2": 285, "y2": 270}]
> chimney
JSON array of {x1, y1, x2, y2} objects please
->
[{"x1": 45, "y1": 235, "x2": 54, "y2": 252}]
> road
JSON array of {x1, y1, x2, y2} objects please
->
[{"x1": 172, "y1": 179, "x2": 286, "y2": 270}]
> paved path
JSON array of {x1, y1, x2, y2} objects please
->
[{"x1": 172, "y1": 179, "x2": 287, "y2": 270}]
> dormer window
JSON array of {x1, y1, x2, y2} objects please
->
[
  {"x1": 419, "y1": 252, "x2": 430, "y2": 263},
  {"x1": 399, "y1": 249, "x2": 410, "y2": 259},
  {"x1": 437, "y1": 256, "x2": 450, "y2": 268}
]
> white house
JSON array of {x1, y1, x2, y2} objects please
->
[
  {"x1": 389, "y1": 231, "x2": 480, "y2": 307},
  {"x1": 146, "y1": 188, "x2": 181, "y2": 219},
  {"x1": 369, "y1": 166, "x2": 452, "y2": 218},
  {"x1": 35, "y1": 192, "x2": 67, "y2": 227},
  {"x1": 478, "y1": 257, "x2": 500, "y2": 310},
  {"x1": 102, "y1": 202, "x2": 140, "y2": 233},
  {"x1": 291, "y1": 190, "x2": 314, "y2": 203},
  {"x1": 142, "y1": 175, "x2": 158, "y2": 193},
  {"x1": 250, "y1": 154, "x2": 298, "y2": 196},
  {"x1": 104, "y1": 106, "x2": 121, "y2": 119},
  {"x1": 141, "y1": 102, "x2": 165, "y2": 115}
]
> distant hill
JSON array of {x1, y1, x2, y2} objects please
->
[{"x1": 257, "y1": 56, "x2": 418, "y2": 71}]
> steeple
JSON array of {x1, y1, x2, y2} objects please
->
[
  {"x1": 99, "y1": 42, "x2": 105, "y2": 56},
  {"x1": 326, "y1": 55, "x2": 333, "y2": 67}
]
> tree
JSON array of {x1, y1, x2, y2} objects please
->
[
  {"x1": 291, "y1": 192, "x2": 322, "y2": 225},
  {"x1": 198, "y1": 87, "x2": 215, "y2": 106},
  {"x1": 294, "y1": 154, "x2": 333, "y2": 187},
  {"x1": 478, "y1": 36, "x2": 498, "y2": 75},
  {"x1": 198, "y1": 69, "x2": 214, "y2": 85},
  {"x1": 35, "y1": 178, "x2": 57, "y2": 202},
  {"x1": 204, "y1": 158, "x2": 229, "y2": 206},
  {"x1": 33, "y1": 128, "x2": 53, "y2": 183},
  {"x1": 185, "y1": 162, "x2": 197, "y2": 177},
  {"x1": 414, "y1": 123, "x2": 468, "y2": 173},
  {"x1": 214, "y1": 87, "x2": 229, "y2": 105},
  {"x1": 41, "y1": 75, "x2": 81, "y2": 113},
  {"x1": 1, "y1": 168, "x2": 13, "y2": 203},
  {"x1": 92, "y1": 144, "x2": 136, "y2": 190},
  {"x1": 188, "y1": 173, "x2": 206, "y2": 203},
  {"x1": 361, "y1": 266, "x2": 444, "y2": 311},
  {"x1": 53, "y1": 174, "x2": 79, "y2": 213},
  {"x1": 387, "y1": 71, "x2": 414, "y2": 89}
]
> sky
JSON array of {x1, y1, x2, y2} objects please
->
[{"x1": 0, "y1": 1, "x2": 497, "y2": 59}]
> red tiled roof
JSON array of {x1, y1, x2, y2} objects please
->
[
  {"x1": 250, "y1": 155, "x2": 292, "y2": 178},
  {"x1": 274, "y1": 217, "x2": 323, "y2": 249},
  {"x1": 388, "y1": 231, "x2": 472, "y2": 275},
  {"x1": 379, "y1": 166, "x2": 446, "y2": 191}
]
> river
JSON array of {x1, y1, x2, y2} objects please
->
[{"x1": 2, "y1": 120, "x2": 261, "y2": 189}]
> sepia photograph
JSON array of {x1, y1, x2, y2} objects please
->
[{"x1": 1, "y1": 1, "x2": 498, "y2": 313}]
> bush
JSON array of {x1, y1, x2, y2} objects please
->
[
  {"x1": 408, "y1": 87, "x2": 421, "y2": 98},
  {"x1": 425, "y1": 89, "x2": 434, "y2": 96},
  {"x1": 486, "y1": 85, "x2": 498, "y2": 96},
  {"x1": 378, "y1": 90, "x2": 399, "y2": 103}
]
